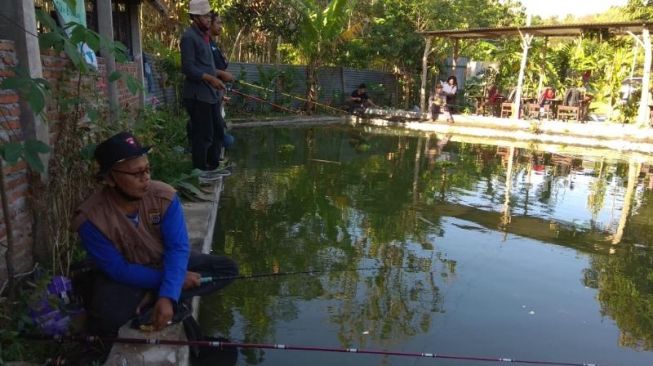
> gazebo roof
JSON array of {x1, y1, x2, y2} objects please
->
[{"x1": 419, "y1": 21, "x2": 653, "y2": 39}]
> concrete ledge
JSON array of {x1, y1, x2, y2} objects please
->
[
  {"x1": 352, "y1": 114, "x2": 653, "y2": 155},
  {"x1": 103, "y1": 179, "x2": 224, "y2": 366}
]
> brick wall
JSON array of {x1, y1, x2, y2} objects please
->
[
  {"x1": 0, "y1": 40, "x2": 34, "y2": 283},
  {"x1": 0, "y1": 40, "x2": 142, "y2": 284},
  {"x1": 41, "y1": 50, "x2": 141, "y2": 124}
]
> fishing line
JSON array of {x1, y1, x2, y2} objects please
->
[
  {"x1": 236, "y1": 80, "x2": 350, "y2": 115},
  {"x1": 26, "y1": 334, "x2": 599, "y2": 366},
  {"x1": 198, "y1": 265, "x2": 422, "y2": 284},
  {"x1": 229, "y1": 87, "x2": 303, "y2": 115}
]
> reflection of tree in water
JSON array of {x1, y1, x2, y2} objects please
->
[
  {"x1": 584, "y1": 247, "x2": 653, "y2": 350},
  {"x1": 206, "y1": 125, "x2": 653, "y2": 362}
]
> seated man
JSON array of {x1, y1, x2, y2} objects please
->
[
  {"x1": 73, "y1": 132, "x2": 238, "y2": 336},
  {"x1": 347, "y1": 83, "x2": 376, "y2": 114},
  {"x1": 429, "y1": 83, "x2": 447, "y2": 121}
]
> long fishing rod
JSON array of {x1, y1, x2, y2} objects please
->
[
  {"x1": 199, "y1": 265, "x2": 419, "y2": 284},
  {"x1": 29, "y1": 334, "x2": 598, "y2": 366},
  {"x1": 237, "y1": 80, "x2": 350, "y2": 115},
  {"x1": 229, "y1": 87, "x2": 303, "y2": 115}
]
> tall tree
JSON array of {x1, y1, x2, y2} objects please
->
[{"x1": 292, "y1": 0, "x2": 351, "y2": 112}]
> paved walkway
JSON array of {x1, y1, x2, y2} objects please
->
[{"x1": 353, "y1": 114, "x2": 653, "y2": 155}]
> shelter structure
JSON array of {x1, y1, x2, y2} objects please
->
[{"x1": 419, "y1": 21, "x2": 653, "y2": 126}]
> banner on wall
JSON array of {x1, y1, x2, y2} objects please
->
[{"x1": 52, "y1": 0, "x2": 98, "y2": 68}]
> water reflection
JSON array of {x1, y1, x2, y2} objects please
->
[{"x1": 200, "y1": 125, "x2": 653, "y2": 365}]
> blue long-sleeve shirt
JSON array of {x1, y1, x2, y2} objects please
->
[{"x1": 78, "y1": 196, "x2": 189, "y2": 301}]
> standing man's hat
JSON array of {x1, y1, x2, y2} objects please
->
[
  {"x1": 188, "y1": 0, "x2": 211, "y2": 15},
  {"x1": 94, "y1": 132, "x2": 151, "y2": 175},
  {"x1": 358, "y1": 83, "x2": 367, "y2": 89}
]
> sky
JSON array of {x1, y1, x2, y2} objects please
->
[{"x1": 519, "y1": 0, "x2": 629, "y2": 18}]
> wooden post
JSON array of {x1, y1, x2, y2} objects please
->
[
  {"x1": 97, "y1": 0, "x2": 119, "y2": 121},
  {"x1": 513, "y1": 14, "x2": 532, "y2": 120},
  {"x1": 451, "y1": 39, "x2": 459, "y2": 75},
  {"x1": 420, "y1": 36, "x2": 432, "y2": 113},
  {"x1": 612, "y1": 159, "x2": 640, "y2": 244},
  {"x1": 501, "y1": 146, "x2": 515, "y2": 230},
  {"x1": 129, "y1": 0, "x2": 145, "y2": 108},
  {"x1": 537, "y1": 37, "x2": 549, "y2": 99},
  {"x1": 638, "y1": 28, "x2": 651, "y2": 127}
]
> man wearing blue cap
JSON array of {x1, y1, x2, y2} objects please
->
[{"x1": 73, "y1": 131, "x2": 238, "y2": 336}]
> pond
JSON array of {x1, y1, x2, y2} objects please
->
[{"x1": 198, "y1": 124, "x2": 653, "y2": 366}]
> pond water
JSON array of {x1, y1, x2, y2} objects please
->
[{"x1": 199, "y1": 124, "x2": 653, "y2": 366}]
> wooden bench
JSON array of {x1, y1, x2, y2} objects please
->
[
  {"x1": 500, "y1": 103, "x2": 513, "y2": 118},
  {"x1": 557, "y1": 105, "x2": 579, "y2": 121},
  {"x1": 525, "y1": 103, "x2": 540, "y2": 119}
]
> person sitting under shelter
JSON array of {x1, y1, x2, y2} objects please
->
[
  {"x1": 429, "y1": 83, "x2": 447, "y2": 121},
  {"x1": 477, "y1": 85, "x2": 503, "y2": 116},
  {"x1": 73, "y1": 131, "x2": 238, "y2": 337},
  {"x1": 537, "y1": 87, "x2": 556, "y2": 118},
  {"x1": 348, "y1": 83, "x2": 376, "y2": 114}
]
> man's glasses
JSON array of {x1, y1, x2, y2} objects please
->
[{"x1": 112, "y1": 167, "x2": 151, "y2": 179}]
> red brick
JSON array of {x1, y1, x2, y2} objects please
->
[
  {"x1": 0, "y1": 94, "x2": 19, "y2": 104},
  {"x1": 5, "y1": 175, "x2": 27, "y2": 192},
  {"x1": 3, "y1": 161, "x2": 27, "y2": 175},
  {"x1": 0, "y1": 105, "x2": 20, "y2": 117}
]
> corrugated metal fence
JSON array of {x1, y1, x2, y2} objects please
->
[{"x1": 145, "y1": 56, "x2": 399, "y2": 111}]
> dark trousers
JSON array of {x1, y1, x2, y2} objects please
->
[
  {"x1": 184, "y1": 98, "x2": 225, "y2": 170},
  {"x1": 430, "y1": 104, "x2": 441, "y2": 120},
  {"x1": 87, "y1": 253, "x2": 238, "y2": 336},
  {"x1": 446, "y1": 94, "x2": 456, "y2": 114}
]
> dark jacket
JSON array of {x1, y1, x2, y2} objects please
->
[{"x1": 180, "y1": 26, "x2": 218, "y2": 104}]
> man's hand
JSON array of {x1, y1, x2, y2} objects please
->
[
  {"x1": 202, "y1": 74, "x2": 225, "y2": 90},
  {"x1": 183, "y1": 271, "x2": 201, "y2": 290},
  {"x1": 152, "y1": 297, "x2": 174, "y2": 331},
  {"x1": 217, "y1": 70, "x2": 235, "y2": 82},
  {"x1": 135, "y1": 291, "x2": 155, "y2": 315}
]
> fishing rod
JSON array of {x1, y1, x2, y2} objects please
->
[
  {"x1": 236, "y1": 80, "x2": 350, "y2": 115},
  {"x1": 228, "y1": 87, "x2": 304, "y2": 115},
  {"x1": 29, "y1": 334, "x2": 598, "y2": 366},
  {"x1": 198, "y1": 265, "x2": 420, "y2": 284}
]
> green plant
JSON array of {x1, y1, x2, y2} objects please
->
[{"x1": 133, "y1": 106, "x2": 211, "y2": 200}]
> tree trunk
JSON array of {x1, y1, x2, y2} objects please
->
[
  {"x1": 451, "y1": 39, "x2": 459, "y2": 76},
  {"x1": 420, "y1": 37, "x2": 432, "y2": 113},
  {"x1": 305, "y1": 62, "x2": 318, "y2": 113}
]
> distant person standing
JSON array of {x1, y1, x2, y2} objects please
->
[
  {"x1": 180, "y1": 0, "x2": 227, "y2": 182},
  {"x1": 348, "y1": 83, "x2": 376, "y2": 114},
  {"x1": 441, "y1": 76, "x2": 458, "y2": 117}
]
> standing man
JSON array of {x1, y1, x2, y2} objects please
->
[
  {"x1": 74, "y1": 132, "x2": 238, "y2": 336},
  {"x1": 181, "y1": 0, "x2": 226, "y2": 181},
  {"x1": 209, "y1": 12, "x2": 236, "y2": 152}
]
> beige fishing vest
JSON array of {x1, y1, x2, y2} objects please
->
[{"x1": 72, "y1": 180, "x2": 176, "y2": 266}]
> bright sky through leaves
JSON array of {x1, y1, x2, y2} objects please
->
[{"x1": 520, "y1": 0, "x2": 628, "y2": 18}]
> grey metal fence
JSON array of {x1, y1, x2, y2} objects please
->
[{"x1": 145, "y1": 58, "x2": 399, "y2": 111}]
